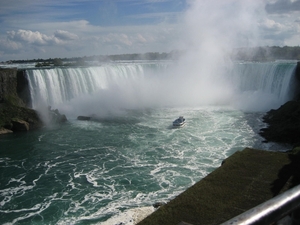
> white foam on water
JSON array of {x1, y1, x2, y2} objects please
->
[
  {"x1": 0, "y1": 106, "x2": 291, "y2": 224},
  {"x1": 2, "y1": 195, "x2": 54, "y2": 225}
]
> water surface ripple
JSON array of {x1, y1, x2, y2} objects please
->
[{"x1": 0, "y1": 107, "x2": 288, "y2": 224}]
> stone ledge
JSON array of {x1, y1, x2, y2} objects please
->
[
  {"x1": 0, "y1": 127, "x2": 13, "y2": 134},
  {"x1": 137, "y1": 148, "x2": 300, "y2": 225}
]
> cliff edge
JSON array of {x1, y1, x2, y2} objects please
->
[
  {"x1": 0, "y1": 68, "x2": 44, "y2": 134},
  {"x1": 260, "y1": 101, "x2": 300, "y2": 145}
]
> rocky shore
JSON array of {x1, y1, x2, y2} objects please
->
[{"x1": 260, "y1": 100, "x2": 300, "y2": 145}]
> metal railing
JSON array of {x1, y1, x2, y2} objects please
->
[{"x1": 220, "y1": 184, "x2": 300, "y2": 225}]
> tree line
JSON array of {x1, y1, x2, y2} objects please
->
[
  {"x1": 231, "y1": 46, "x2": 300, "y2": 61},
  {"x1": 5, "y1": 46, "x2": 300, "y2": 66},
  {"x1": 6, "y1": 51, "x2": 181, "y2": 67}
]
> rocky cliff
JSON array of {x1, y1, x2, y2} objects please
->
[
  {"x1": 0, "y1": 68, "x2": 24, "y2": 105},
  {"x1": 0, "y1": 68, "x2": 44, "y2": 134},
  {"x1": 260, "y1": 101, "x2": 300, "y2": 145},
  {"x1": 294, "y1": 61, "x2": 300, "y2": 101}
]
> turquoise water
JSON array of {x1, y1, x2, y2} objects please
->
[
  {"x1": 0, "y1": 61, "x2": 296, "y2": 224},
  {"x1": 0, "y1": 107, "x2": 288, "y2": 224}
]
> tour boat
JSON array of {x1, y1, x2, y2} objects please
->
[{"x1": 173, "y1": 116, "x2": 186, "y2": 127}]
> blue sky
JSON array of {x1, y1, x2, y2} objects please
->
[{"x1": 0, "y1": 0, "x2": 300, "y2": 61}]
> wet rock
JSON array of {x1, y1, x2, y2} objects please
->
[
  {"x1": 260, "y1": 101, "x2": 300, "y2": 145},
  {"x1": 11, "y1": 118, "x2": 29, "y2": 131},
  {"x1": 77, "y1": 116, "x2": 91, "y2": 121},
  {"x1": 48, "y1": 107, "x2": 67, "y2": 124},
  {"x1": 0, "y1": 127, "x2": 13, "y2": 134},
  {"x1": 153, "y1": 202, "x2": 166, "y2": 208}
]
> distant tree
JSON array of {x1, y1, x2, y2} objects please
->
[
  {"x1": 35, "y1": 62, "x2": 43, "y2": 67},
  {"x1": 35, "y1": 62, "x2": 51, "y2": 67},
  {"x1": 53, "y1": 58, "x2": 63, "y2": 66}
]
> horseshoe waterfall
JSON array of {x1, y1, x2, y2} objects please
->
[{"x1": 0, "y1": 60, "x2": 298, "y2": 225}]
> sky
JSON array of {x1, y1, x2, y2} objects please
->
[{"x1": 0, "y1": 0, "x2": 300, "y2": 62}]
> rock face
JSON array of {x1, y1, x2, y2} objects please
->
[
  {"x1": 0, "y1": 68, "x2": 44, "y2": 133},
  {"x1": 294, "y1": 62, "x2": 300, "y2": 101},
  {"x1": 0, "y1": 68, "x2": 16, "y2": 103},
  {"x1": 0, "y1": 128, "x2": 13, "y2": 134},
  {"x1": 260, "y1": 101, "x2": 300, "y2": 145},
  {"x1": 17, "y1": 70, "x2": 31, "y2": 107},
  {"x1": 0, "y1": 102, "x2": 44, "y2": 133},
  {"x1": 77, "y1": 116, "x2": 91, "y2": 121},
  {"x1": 0, "y1": 68, "x2": 67, "y2": 134},
  {"x1": 49, "y1": 108, "x2": 68, "y2": 124},
  {"x1": 11, "y1": 119, "x2": 30, "y2": 131},
  {"x1": 0, "y1": 68, "x2": 25, "y2": 106}
]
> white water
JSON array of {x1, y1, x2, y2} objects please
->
[
  {"x1": 25, "y1": 61, "x2": 296, "y2": 119},
  {"x1": 1, "y1": 61, "x2": 296, "y2": 225},
  {"x1": 230, "y1": 62, "x2": 296, "y2": 111},
  {"x1": 0, "y1": 105, "x2": 290, "y2": 225}
]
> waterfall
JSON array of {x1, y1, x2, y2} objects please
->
[
  {"x1": 229, "y1": 61, "x2": 297, "y2": 111},
  {"x1": 25, "y1": 61, "x2": 297, "y2": 114},
  {"x1": 26, "y1": 63, "x2": 168, "y2": 109},
  {"x1": 232, "y1": 62, "x2": 296, "y2": 102}
]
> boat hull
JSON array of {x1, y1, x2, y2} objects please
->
[{"x1": 173, "y1": 122, "x2": 185, "y2": 127}]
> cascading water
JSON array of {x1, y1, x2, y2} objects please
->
[
  {"x1": 25, "y1": 62, "x2": 173, "y2": 118},
  {"x1": 25, "y1": 61, "x2": 297, "y2": 115},
  {"x1": 26, "y1": 64, "x2": 152, "y2": 108},
  {"x1": 229, "y1": 61, "x2": 297, "y2": 111},
  {"x1": 0, "y1": 60, "x2": 297, "y2": 225},
  {"x1": 233, "y1": 62, "x2": 295, "y2": 100}
]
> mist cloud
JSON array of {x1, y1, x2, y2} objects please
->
[
  {"x1": 6, "y1": 0, "x2": 296, "y2": 114},
  {"x1": 160, "y1": 0, "x2": 264, "y2": 107}
]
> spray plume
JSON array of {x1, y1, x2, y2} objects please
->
[{"x1": 30, "y1": 0, "x2": 292, "y2": 119}]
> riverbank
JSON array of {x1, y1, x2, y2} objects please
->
[{"x1": 137, "y1": 147, "x2": 300, "y2": 225}]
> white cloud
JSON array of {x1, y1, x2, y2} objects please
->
[
  {"x1": 281, "y1": 25, "x2": 300, "y2": 45},
  {"x1": 0, "y1": 20, "x2": 181, "y2": 61},
  {"x1": 0, "y1": 39, "x2": 23, "y2": 53},
  {"x1": 136, "y1": 34, "x2": 147, "y2": 43},
  {"x1": 54, "y1": 30, "x2": 79, "y2": 41},
  {"x1": 119, "y1": 34, "x2": 132, "y2": 46},
  {"x1": 259, "y1": 18, "x2": 284, "y2": 31},
  {"x1": 1, "y1": 0, "x2": 300, "y2": 61},
  {"x1": 6, "y1": 29, "x2": 80, "y2": 47},
  {"x1": 7, "y1": 30, "x2": 51, "y2": 45}
]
